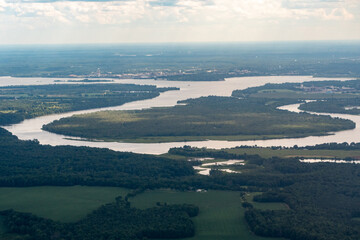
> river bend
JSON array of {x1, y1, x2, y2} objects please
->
[{"x1": 1, "y1": 76, "x2": 357, "y2": 154}]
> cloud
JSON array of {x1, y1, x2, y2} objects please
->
[
  {"x1": 282, "y1": 0, "x2": 342, "y2": 9},
  {"x1": 0, "y1": 0, "x2": 359, "y2": 44}
]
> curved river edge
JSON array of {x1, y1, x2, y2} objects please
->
[{"x1": 2, "y1": 75, "x2": 358, "y2": 155}]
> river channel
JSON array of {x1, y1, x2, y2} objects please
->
[{"x1": 1, "y1": 76, "x2": 357, "y2": 155}]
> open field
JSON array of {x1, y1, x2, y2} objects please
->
[
  {"x1": 0, "y1": 186, "x2": 129, "y2": 222},
  {"x1": 130, "y1": 189, "x2": 283, "y2": 240},
  {"x1": 0, "y1": 186, "x2": 284, "y2": 240}
]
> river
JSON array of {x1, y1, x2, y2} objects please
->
[{"x1": 1, "y1": 76, "x2": 357, "y2": 154}]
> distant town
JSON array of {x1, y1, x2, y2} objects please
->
[{"x1": 68, "y1": 67, "x2": 253, "y2": 80}]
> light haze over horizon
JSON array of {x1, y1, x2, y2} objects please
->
[{"x1": 1, "y1": 0, "x2": 360, "y2": 45}]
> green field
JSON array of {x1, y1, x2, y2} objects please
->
[
  {"x1": 130, "y1": 189, "x2": 283, "y2": 240},
  {"x1": 0, "y1": 187, "x2": 284, "y2": 240},
  {"x1": 0, "y1": 186, "x2": 129, "y2": 222}
]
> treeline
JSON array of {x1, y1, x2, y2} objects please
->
[
  {"x1": 0, "y1": 83, "x2": 177, "y2": 125},
  {"x1": 232, "y1": 79, "x2": 360, "y2": 99},
  {"x1": 169, "y1": 145, "x2": 255, "y2": 160},
  {"x1": 43, "y1": 96, "x2": 355, "y2": 142},
  {"x1": 299, "y1": 98, "x2": 360, "y2": 115},
  {"x1": 1, "y1": 198, "x2": 198, "y2": 240},
  {"x1": 300, "y1": 142, "x2": 360, "y2": 151}
]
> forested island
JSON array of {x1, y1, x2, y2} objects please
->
[
  {"x1": 42, "y1": 95, "x2": 355, "y2": 143},
  {"x1": 0, "y1": 83, "x2": 177, "y2": 125},
  {"x1": 233, "y1": 78, "x2": 360, "y2": 115}
]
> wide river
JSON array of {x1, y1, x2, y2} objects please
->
[{"x1": 1, "y1": 76, "x2": 358, "y2": 154}]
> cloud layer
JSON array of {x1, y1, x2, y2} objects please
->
[{"x1": 0, "y1": 0, "x2": 359, "y2": 43}]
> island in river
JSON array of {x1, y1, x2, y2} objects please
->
[{"x1": 42, "y1": 92, "x2": 355, "y2": 143}]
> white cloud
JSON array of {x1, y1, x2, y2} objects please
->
[{"x1": 0, "y1": 0, "x2": 359, "y2": 43}]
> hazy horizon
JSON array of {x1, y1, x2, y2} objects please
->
[{"x1": 1, "y1": 0, "x2": 360, "y2": 45}]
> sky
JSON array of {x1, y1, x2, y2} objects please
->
[{"x1": 0, "y1": 0, "x2": 359, "y2": 44}]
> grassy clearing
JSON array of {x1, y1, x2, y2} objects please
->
[
  {"x1": 245, "y1": 192, "x2": 289, "y2": 210},
  {"x1": 0, "y1": 186, "x2": 129, "y2": 222},
  {"x1": 131, "y1": 189, "x2": 282, "y2": 240}
]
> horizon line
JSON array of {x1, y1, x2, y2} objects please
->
[{"x1": 1, "y1": 39, "x2": 360, "y2": 47}]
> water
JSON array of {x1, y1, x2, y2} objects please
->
[
  {"x1": 2, "y1": 76, "x2": 356, "y2": 155},
  {"x1": 193, "y1": 159, "x2": 244, "y2": 175},
  {"x1": 300, "y1": 159, "x2": 360, "y2": 164}
]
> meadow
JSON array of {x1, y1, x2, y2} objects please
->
[
  {"x1": 0, "y1": 187, "x2": 285, "y2": 240},
  {"x1": 0, "y1": 186, "x2": 129, "y2": 222}
]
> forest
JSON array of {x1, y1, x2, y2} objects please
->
[
  {"x1": 1, "y1": 127, "x2": 360, "y2": 239},
  {"x1": 169, "y1": 146, "x2": 360, "y2": 240},
  {"x1": 0, "y1": 128, "x2": 196, "y2": 189},
  {"x1": 42, "y1": 96, "x2": 355, "y2": 142},
  {"x1": 0, "y1": 83, "x2": 177, "y2": 125}
]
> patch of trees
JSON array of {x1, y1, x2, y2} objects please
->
[
  {"x1": 1, "y1": 198, "x2": 198, "y2": 240},
  {"x1": 0, "y1": 84, "x2": 177, "y2": 126},
  {"x1": 243, "y1": 159, "x2": 360, "y2": 240},
  {"x1": 232, "y1": 79, "x2": 360, "y2": 100},
  {"x1": 299, "y1": 98, "x2": 360, "y2": 115},
  {"x1": 245, "y1": 209, "x2": 359, "y2": 240},
  {"x1": 298, "y1": 142, "x2": 360, "y2": 151},
  {"x1": 169, "y1": 145, "x2": 250, "y2": 159}
]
